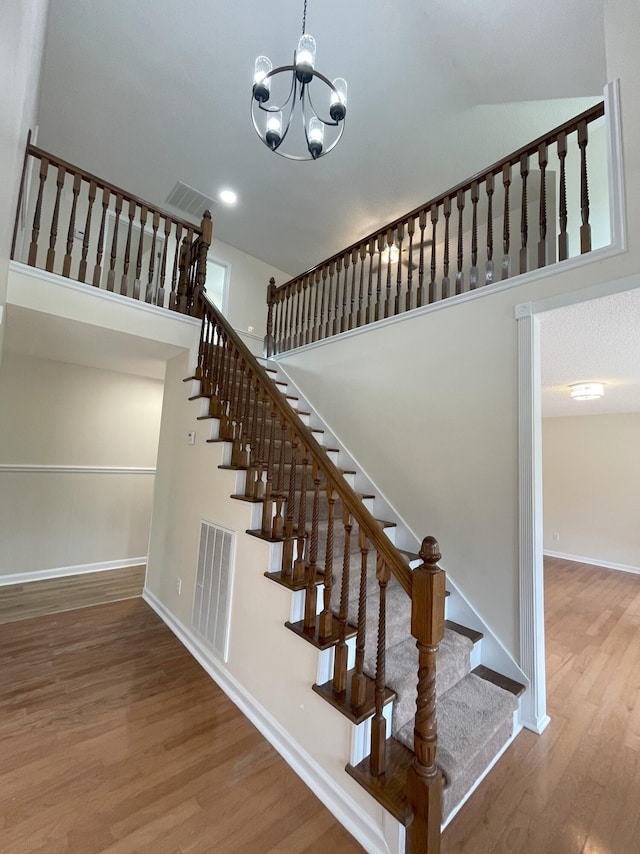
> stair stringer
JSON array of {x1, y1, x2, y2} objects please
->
[{"x1": 268, "y1": 358, "x2": 529, "y2": 694}]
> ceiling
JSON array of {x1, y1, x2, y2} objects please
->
[
  {"x1": 540, "y1": 289, "x2": 640, "y2": 417},
  {"x1": 36, "y1": 0, "x2": 607, "y2": 278}
]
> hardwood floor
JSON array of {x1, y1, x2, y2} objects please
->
[
  {"x1": 0, "y1": 598, "x2": 363, "y2": 853},
  {"x1": 4, "y1": 558, "x2": 637, "y2": 853},
  {"x1": 442, "y1": 556, "x2": 640, "y2": 854},
  {"x1": 0, "y1": 566, "x2": 146, "y2": 624}
]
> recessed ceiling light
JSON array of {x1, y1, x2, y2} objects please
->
[{"x1": 219, "y1": 189, "x2": 238, "y2": 206}]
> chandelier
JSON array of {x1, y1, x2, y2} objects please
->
[{"x1": 251, "y1": 0, "x2": 347, "y2": 161}]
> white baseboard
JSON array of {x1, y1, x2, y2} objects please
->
[
  {"x1": 544, "y1": 550, "x2": 640, "y2": 575},
  {"x1": 0, "y1": 557, "x2": 147, "y2": 587},
  {"x1": 142, "y1": 587, "x2": 393, "y2": 854}
]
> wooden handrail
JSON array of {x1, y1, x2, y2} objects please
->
[
  {"x1": 11, "y1": 137, "x2": 210, "y2": 315},
  {"x1": 201, "y1": 291, "x2": 413, "y2": 596},
  {"x1": 198, "y1": 292, "x2": 447, "y2": 849},
  {"x1": 265, "y1": 101, "x2": 606, "y2": 355},
  {"x1": 271, "y1": 101, "x2": 604, "y2": 293},
  {"x1": 24, "y1": 143, "x2": 201, "y2": 237}
]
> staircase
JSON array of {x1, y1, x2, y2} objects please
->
[{"x1": 183, "y1": 295, "x2": 525, "y2": 852}]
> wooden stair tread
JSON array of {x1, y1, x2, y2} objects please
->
[
  {"x1": 188, "y1": 393, "x2": 209, "y2": 401},
  {"x1": 445, "y1": 620, "x2": 483, "y2": 645},
  {"x1": 230, "y1": 493, "x2": 262, "y2": 504},
  {"x1": 264, "y1": 569, "x2": 325, "y2": 593},
  {"x1": 284, "y1": 616, "x2": 357, "y2": 650},
  {"x1": 247, "y1": 528, "x2": 284, "y2": 544},
  {"x1": 313, "y1": 670, "x2": 395, "y2": 725},
  {"x1": 345, "y1": 737, "x2": 413, "y2": 825},
  {"x1": 472, "y1": 664, "x2": 526, "y2": 697}
]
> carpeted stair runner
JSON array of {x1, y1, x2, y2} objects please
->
[{"x1": 280, "y1": 447, "x2": 519, "y2": 821}]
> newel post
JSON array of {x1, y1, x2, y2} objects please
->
[
  {"x1": 264, "y1": 277, "x2": 276, "y2": 357},
  {"x1": 192, "y1": 209, "x2": 213, "y2": 318},
  {"x1": 406, "y1": 536, "x2": 445, "y2": 854}
]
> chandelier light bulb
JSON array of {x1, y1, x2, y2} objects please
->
[
  {"x1": 253, "y1": 56, "x2": 272, "y2": 103},
  {"x1": 265, "y1": 111, "x2": 283, "y2": 149},
  {"x1": 307, "y1": 117, "x2": 324, "y2": 158},
  {"x1": 296, "y1": 34, "x2": 316, "y2": 83},
  {"x1": 329, "y1": 78, "x2": 347, "y2": 122}
]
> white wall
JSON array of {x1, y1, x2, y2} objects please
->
[
  {"x1": 542, "y1": 414, "x2": 640, "y2": 569},
  {"x1": 0, "y1": 352, "x2": 164, "y2": 577},
  {"x1": 0, "y1": 0, "x2": 49, "y2": 361},
  {"x1": 209, "y1": 237, "x2": 289, "y2": 353}
]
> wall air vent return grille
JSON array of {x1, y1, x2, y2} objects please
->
[
  {"x1": 192, "y1": 521, "x2": 235, "y2": 661},
  {"x1": 166, "y1": 181, "x2": 217, "y2": 218}
]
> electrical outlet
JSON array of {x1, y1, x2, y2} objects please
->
[
  {"x1": 176, "y1": 578, "x2": 182, "y2": 595},
  {"x1": 187, "y1": 431, "x2": 196, "y2": 445},
  {"x1": 553, "y1": 533, "x2": 560, "y2": 542}
]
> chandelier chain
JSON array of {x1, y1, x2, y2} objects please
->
[{"x1": 302, "y1": 0, "x2": 307, "y2": 34}]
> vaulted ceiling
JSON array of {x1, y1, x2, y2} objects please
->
[{"x1": 36, "y1": 0, "x2": 607, "y2": 277}]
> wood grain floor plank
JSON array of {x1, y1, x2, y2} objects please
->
[
  {"x1": 0, "y1": 566, "x2": 146, "y2": 624},
  {"x1": 442, "y1": 557, "x2": 640, "y2": 854},
  {"x1": 0, "y1": 598, "x2": 362, "y2": 853}
]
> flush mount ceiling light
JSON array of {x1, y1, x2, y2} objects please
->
[
  {"x1": 569, "y1": 382, "x2": 605, "y2": 401},
  {"x1": 251, "y1": 0, "x2": 347, "y2": 161}
]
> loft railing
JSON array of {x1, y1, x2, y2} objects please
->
[
  {"x1": 265, "y1": 101, "x2": 606, "y2": 355},
  {"x1": 11, "y1": 135, "x2": 211, "y2": 316},
  {"x1": 196, "y1": 292, "x2": 447, "y2": 852}
]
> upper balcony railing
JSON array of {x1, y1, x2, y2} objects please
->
[
  {"x1": 265, "y1": 102, "x2": 607, "y2": 355},
  {"x1": 11, "y1": 135, "x2": 211, "y2": 317}
]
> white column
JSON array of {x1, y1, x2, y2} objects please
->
[{"x1": 516, "y1": 302, "x2": 550, "y2": 734}]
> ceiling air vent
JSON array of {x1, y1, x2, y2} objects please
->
[{"x1": 166, "y1": 181, "x2": 217, "y2": 219}]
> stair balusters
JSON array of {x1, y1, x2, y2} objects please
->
[
  {"x1": 333, "y1": 505, "x2": 351, "y2": 693},
  {"x1": 261, "y1": 101, "x2": 606, "y2": 356},
  {"x1": 196, "y1": 297, "x2": 448, "y2": 851},
  {"x1": 14, "y1": 142, "x2": 209, "y2": 315}
]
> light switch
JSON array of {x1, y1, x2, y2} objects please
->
[{"x1": 187, "y1": 431, "x2": 196, "y2": 445}]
